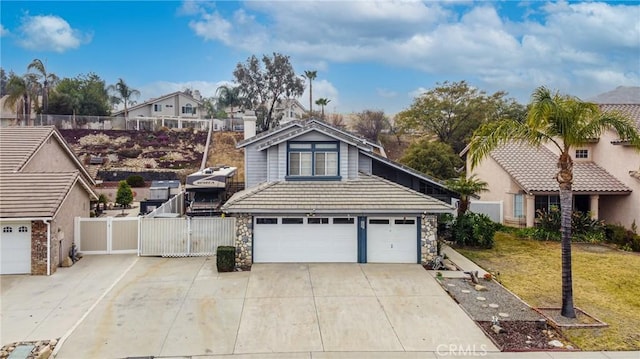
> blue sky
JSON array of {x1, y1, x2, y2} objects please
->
[{"x1": 1, "y1": 1, "x2": 639, "y2": 116}]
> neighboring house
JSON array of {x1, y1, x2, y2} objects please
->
[
  {"x1": 112, "y1": 90, "x2": 205, "y2": 119},
  {"x1": 276, "y1": 98, "x2": 307, "y2": 124},
  {"x1": 466, "y1": 104, "x2": 640, "y2": 229},
  {"x1": 222, "y1": 116, "x2": 457, "y2": 267},
  {"x1": 0, "y1": 126, "x2": 97, "y2": 275}
]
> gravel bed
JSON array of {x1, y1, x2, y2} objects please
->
[
  {"x1": 440, "y1": 278, "x2": 544, "y2": 322},
  {"x1": 477, "y1": 321, "x2": 574, "y2": 351}
]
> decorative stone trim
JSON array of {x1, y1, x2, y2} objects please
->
[
  {"x1": 234, "y1": 214, "x2": 253, "y2": 269},
  {"x1": 421, "y1": 214, "x2": 437, "y2": 264},
  {"x1": 31, "y1": 221, "x2": 56, "y2": 275}
]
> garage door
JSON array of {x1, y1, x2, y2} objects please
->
[
  {"x1": 367, "y1": 217, "x2": 417, "y2": 263},
  {"x1": 253, "y1": 217, "x2": 357, "y2": 262},
  {"x1": 1, "y1": 223, "x2": 31, "y2": 274}
]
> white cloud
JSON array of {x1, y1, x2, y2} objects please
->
[
  {"x1": 377, "y1": 88, "x2": 397, "y2": 98},
  {"x1": 186, "y1": 1, "x2": 639, "y2": 104},
  {"x1": 301, "y1": 79, "x2": 340, "y2": 112},
  {"x1": 0, "y1": 24, "x2": 8, "y2": 37},
  {"x1": 17, "y1": 14, "x2": 90, "y2": 52}
]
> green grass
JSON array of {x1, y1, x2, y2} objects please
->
[{"x1": 457, "y1": 232, "x2": 640, "y2": 351}]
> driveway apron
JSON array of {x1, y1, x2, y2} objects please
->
[{"x1": 49, "y1": 260, "x2": 496, "y2": 357}]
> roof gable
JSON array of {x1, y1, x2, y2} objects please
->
[
  {"x1": 490, "y1": 142, "x2": 631, "y2": 193},
  {"x1": 237, "y1": 118, "x2": 383, "y2": 152},
  {"x1": 0, "y1": 126, "x2": 96, "y2": 186},
  {"x1": 599, "y1": 104, "x2": 640, "y2": 131}
]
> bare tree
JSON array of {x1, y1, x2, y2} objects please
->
[
  {"x1": 352, "y1": 110, "x2": 389, "y2": 142},
  {"x1": 327, "y1": 113, "x2": 345, "y2": 129}
]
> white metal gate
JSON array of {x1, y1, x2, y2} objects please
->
[{"x1": 75, "y1": 216, "x2": 236, "y2": 257}]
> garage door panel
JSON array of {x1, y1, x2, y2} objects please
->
[
  {"x1": 367, "y1": 217, "x2": 417, "y2": 264},
  {"x1": 254, "y1": 217, "x2": 357, "y2": 263},
  {"x1": 1, "y1": 224, "x2": 32, "y2": 274}
]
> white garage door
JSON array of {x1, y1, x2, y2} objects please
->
[
  {"x1": 1, "y1": 223, "x2": 31, "y2": 274},
  {"x1": 253, "y1": 217, "x2": 357, "y2": 263},
  {"x1": 367, "y1": 217, "x2": 417, "y2": 263}
]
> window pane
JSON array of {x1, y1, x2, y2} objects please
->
[
  {"x1": 333, "y1": 218, "x2": 354, "y2": 224},
  {"x1": 256, "y1": 218, "x2": 278, "y2": 224},
  {"x1": 514, "y1": 194, "x2": 524, "y2": 218},
  {"x1": 369, "y1": 219, "x2": 390, "y2": 224},
  {"x1": 289, "y1": 152, "x2": 300, "y2": 175},
  {"x1": 315, "y1": 153, "x2": 326, "y2": 175},
  {"x1": 326, "y1": 152, "x2": 338, "y2": 176},
  {"x1": 290, "y1": 143, "x2": 312, "y2": 149},
  {"x1": 300, "y1": 153, "x2": 312, "y2": 176},
  {"x1": 282, "y1": 218, "x2": 304, "y2": 224},
  {"x1": 308, "y1": 218, "x2": 329, "y2": 224},
  {"x1": 315, "y1": 143, "x2": 337, "y2": 150},
  {"x1": 394, "y1": 219, "x2": 415, "y2": 225}
]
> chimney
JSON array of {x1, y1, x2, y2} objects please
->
[
  {"x1": 243, "y1": 111, "x2": 257, "y2": 139},
  {"x1": 193, "y1": 90, "x2": 202, "y2": 101}
]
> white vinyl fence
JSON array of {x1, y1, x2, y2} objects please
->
[
  {"x1": 146, "y1": 192, "x2": 184, "y2": 218},
  {"x1": 469, "y1": 200, "x2": 504, "y2": 224},
  {"x1": 75, "y1": 216, "x2": 236, "y2": 257}
]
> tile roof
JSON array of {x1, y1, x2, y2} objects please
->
[
  {"x1": 0, "y1": 172, "x2": 79, "y2": 218},
  {"x1": 222, "y1": 173, "x2": 455, "y2": 214},
  {"x1": 490, "y1": 142, "x2": 631, "y2": 193},
  {"x1": 0, "y1": 126, "x2": 55, "y2": 173},
  {"x1": 599, "y1": 104, "x2": 640, "y2": 130}
]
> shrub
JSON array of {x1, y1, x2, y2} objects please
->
[
  {"x1": 451, "y1": 212, "x2": 496, "y2": 248},
  {"x1": 534, "y1": 208, "x2": 605, "y2": 242},
  {"x1": 604, "y1": 224, "x2": 640, "y2": 252},
  {"x1": 216, "y1": 246, "x2": 236, "y2": 272},
  {"x1": 118, "y1": 148, "x2": 143, "y2": 158},
  {"x1": 126, "y1": 175, "x2": 145, "y2": 188},
  {"x1": 115, "y1": 180, "x2": 133, "y2": 209},
  {"x1": 437, "y1": 213, "x2": 454, "y2": 240}
]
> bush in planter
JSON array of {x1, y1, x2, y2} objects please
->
[
  {"x1": 216, "y1": 246, "x2": 236, "y2": 272},
  {"x1": 126, "y1": 175, "x2": 145, "y2": 187}
]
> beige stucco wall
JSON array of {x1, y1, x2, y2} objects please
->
[
  {"x1": 52, "y1": 181, "x2": 91, "y2": 266},
  {"x1": 468, "y1": 155, "x2": 526, "y2": 226},
  {"x1": 588, "y1": 130, "x2": 640, "y2": 228},
  {"x1": 23, "y1": 136, "x2": 79, "y2": 173}
]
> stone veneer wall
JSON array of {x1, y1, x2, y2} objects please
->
[
  {"x1": 234, "y1": 214, "x2": 253, "y2": 268},
  {"x1": 420, "y1": 214, "x2": 437, "y2": 264},
  {"x1": 31, "y1": 221, "x2": 56, "y2": 275}
]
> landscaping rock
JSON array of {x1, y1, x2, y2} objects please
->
[
  {"x1": 60, "y1": 256, "x2": 73, "y2": 268},
  {"x1": 489, "y1": 303, "x2": 499, "y2": 308},
  {"x1": 548, "y1": 340, "x2": 564, "y2": 348},
  {"x1": 475, "y1": 284, "x2": 488, "y2": 291},
  {"x1": 498, "y1": 312, "x2": 510, "y2": 318},
  {"x1": 476, "y1": 296, "x2": 486, "y2": 301},
  {"x1": 461, "y1": 289, "x2": 471, "y2": 293}
]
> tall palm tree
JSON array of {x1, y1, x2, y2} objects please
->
[
  {"x1": 4, "y1": 73, "x2": 39, "y2": 126},
  {"x1": 315, "y1": 98, "x2": 331, "y2": 120},
  {"x1": 27, "y1": 58, "x2": 58, "y2": 114},
  {"x1": 216, "y1": 85, "x2": 244, "y2": 129},
  {"x1": 446, "y1": 174, "x2": 488, "y2": 216},
  {"x1": 468, "y1": 86, "x2": 640, "y2": 318},
  {"x1": 108, "y1": 78, "x2": 140, "y2": 119},
  {"x1": 303, "y1": 70, "x2": 317, "y2": 116}
]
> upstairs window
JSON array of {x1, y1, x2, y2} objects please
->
[
  {"x1": 181, "y1": 103, "x2": 196, "y2": 114},
  {"x1": 153, "y1": 104, "x2": 162, "y2": 112},
  {"x1": 288, "y1": 142, "x2": 339, "y2": 178},
  {"x1": 575, "y1": 149, "x2": 589, "y2": 159}
]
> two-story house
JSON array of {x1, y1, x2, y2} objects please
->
[
  {"x1": 222, "y1": 115, "x2": 457, "y2": 267},
  {"x1": 0, "y1": 126, "x2": 97, "y2": 275},
  {"x1": 113, "y1": 90, "x2": 205, "y2": 119},
  {"x1": 465, "y1": 104, "x2": 640, "y2": 229}
]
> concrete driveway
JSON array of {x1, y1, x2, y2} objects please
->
[{"x1": 2, "y1": 257, "x2": 497, "y2": 357}]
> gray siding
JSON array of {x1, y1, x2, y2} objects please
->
[
  {"x1": 348, "y1": 145, "x2": 359, "y2": 179},
  {"x1": 267, "y1": 146, "x2": 279, "y2": 181},
  {"x1": 278, "y1": 144, "x2": 287, "y2": 179},
  {"x1": 245, "y1": 143, "x2": 267, "y2": 187},
  {"x1": 340, "y1": 142, "x2": 349, "y2": 180},
  {"x1": 294, "y1": 132, "x2": 335, "y2": 142},
  {"x1": 358, "y1": 153, "x2": 372, "y2": 174}
]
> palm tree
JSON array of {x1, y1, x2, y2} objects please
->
[
  {"x1": 108, "y1": 78, "x2": 140, "y2": 119},
  {"x1": 216, "y1": 85, "x2": 244, "y2": 129},
  {"x1": 446, "y1": 174, "x2": 488, "y2": 216},
  {"x1": 27, "y1": 58, "x2": 58, "y2": 114},
  {"x1": 315, "y1": 98, "x2": 331, "y2": 120},
  {"x1": 303, "y1": 70, "x2": 317, "y2": 116},
  {"x1": 4, "y1": 73, "x2": 39, "y2": 126},
  {"x1": 468, "y1": 86, "x2": 640, "y2": 318}
]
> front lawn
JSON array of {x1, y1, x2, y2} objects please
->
[{"x1": 457, "y1": 232, "x2": 640, "y2": 351}]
